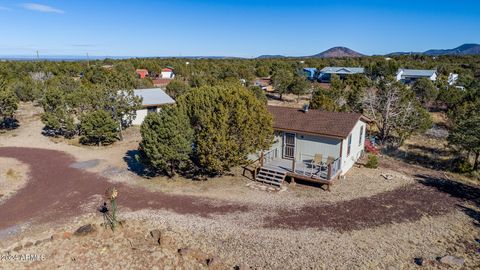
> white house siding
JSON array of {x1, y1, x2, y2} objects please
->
[
  {"x1": 340, "y1": 120, "x2": 366, "y2": 175},
  {"x1": 132, "y1": 107, "x2": 161, "y2": 125},
  {"x1": 294, "y1": 133, "x2": 341, "y2": 162}
]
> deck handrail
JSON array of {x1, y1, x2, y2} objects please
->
[{"x1": 262, "y1": 148, "x2": 278, "y2": 165}]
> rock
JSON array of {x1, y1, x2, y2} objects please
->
[
  {"x1": 150, "y1": 229, "x2": 161, "y2": 244},
  {"x1": 13, "y1": 245, "x2": 22, "y2": 252},
  {"x1": 438, "y1": 255, "x2": 464, "y2": 266},
  {"x1": 34, "y1": 240, "x2": 43, "y2": 246},
  {"x1": 234, "y1": 262, "x2": 250, "y2": 270},
  {"x1": 206, "y1": 256, "x2": 224, "y2": 269},
  {"x1": 74, "y1": 224, "x2": 97, "y2": 236},
  {"x1": 413, "y1": 257, "x2": 423, "y2": 266},
  {"x1": 51, "y1": 233, "x2": 62, "y2": 241},
  {"x1": 381, "y1": 173, "x2": 394, "y2": 180},
  {"x1": 23, "y1": 241, "x2": 33, "y2": 248},
  {"x1": 63, "y1": 232, "x2": 73, "y2": 239},
  {"x1": 178, "y1": 247, "x2": 208, "y2": 263}
]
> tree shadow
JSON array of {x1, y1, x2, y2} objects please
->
[
  {"x1": 0, "y1": 118, "x2": 19, "y2": 130},
  {"x1": 416, "y1": 174, "x2": 480, "y2": 226},
  {"x1": 383, "y1": 148, "x2": 453, "y2": 171},
  {"x1": 123, "y1": 150, "x2": 156, "y2": 178}
]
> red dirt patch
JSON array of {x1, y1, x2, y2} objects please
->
[
  {"x1": 266, "y1": 184, "x2": 462, "y2": 231},
  {"x1": 0, "y1": 147, "x2": 248, "y2": 230}
]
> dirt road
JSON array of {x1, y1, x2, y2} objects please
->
[{"x1": 0, "y1": 147, "x2": 467, "y2": 232}]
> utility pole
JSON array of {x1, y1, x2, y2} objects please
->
[
  {"x1": 86, "y1": 52, "x2": 90, "y2": 68},
  {"x1": 36, "y1": 50, "x2": 40, "y2": 61}
]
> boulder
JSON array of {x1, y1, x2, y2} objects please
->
[
  {"x1": 438, "y1": 255, "x2": 464, "y2": 266},
  {"x1": 13, "y1": 245, "x2": 22, "y2": 252},
  {"x1": 234, "y1": 262, "x2": 250, "y2": 270},
  {"x1": 206, "y1": 256, "x2": 225, "y2": 269},
  {"x1": 150, "y1": 229, "x2": 161, "y2": 244},
  {"x1": 23, "y1": 241, "x2": 33, "y2": 248},
  {"x1": 74, "y1": 224, "x2": 97, "y2": 236},
  {"x1": 51, "y1": 233, "x2": 62, "y2": 241},
  {"x1": 63, "y1": 232, "x2": 73, "y2": 239}
]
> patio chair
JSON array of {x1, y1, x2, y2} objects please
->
[{"x1": 326, "y1": 156, "x2": 335, "y2": 166}]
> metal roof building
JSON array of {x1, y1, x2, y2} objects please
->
[{"x1": 134, "y1": 88, "x2": 175, "y2": 107}]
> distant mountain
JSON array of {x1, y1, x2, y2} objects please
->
[
  {"x1": 311, "y1": 47, "x2": 364, "y2": 58},
  {"x1": 257, "y1": 54, "x2": 286, "y2": 59},
  {"x1": 424, "y1": 43, "x2": 480, "y2": 56},
  {"x1": 387, "y1": 43, "x2": 480, "y2": 56}
]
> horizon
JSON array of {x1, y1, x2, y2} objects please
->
[{"x1": 0, "y1": 1, "x2": 479, "y2": 57}]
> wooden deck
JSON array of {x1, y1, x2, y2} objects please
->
[{"x1": 263, "y1": 158, "x2": 339, "y2": 185}]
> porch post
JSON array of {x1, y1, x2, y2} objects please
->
[
  {"x1": 327, "y1": 164, "x2": 332, "y2": 180},
  {"x1": 292, "y1": 159, "x2": 296, "y2": 172},
  {"x1": 259, "y1": 151, "x2": 264, "y2": 167}
]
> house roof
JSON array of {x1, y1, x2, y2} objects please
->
[
  {"x1": 319, "y1": 67, "x2": 364, "y2": 75},
  {"x1": 136, "y1": 69, "x2": 149, "y2": 74},
  {"x1": 303, "y1": 68, "x2": 317, "y2": 74},
  {"x1": 267, "y1": 105, "x2": 365, "y2": 139},
  {"x1": 162, "y1": 68, "x2": 173, "y2": 72},
  {"x1": 397, "y1": 69, "x2": 436, "y2": 77},
  {"x1": 134, "y1": 88, "x2": 175, "y2": 107}
]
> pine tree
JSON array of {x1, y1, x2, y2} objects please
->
[{"x1": 0, "y1": 88, "x2": 19, "y2": 128}]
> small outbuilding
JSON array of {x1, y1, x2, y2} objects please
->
[{"x1": 132, "y1": 88, "x2": 175, "y2": 125}]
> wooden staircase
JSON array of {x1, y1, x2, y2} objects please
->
[{"x1": 255, "y1": 166, "x2": 287, "y2": 186}]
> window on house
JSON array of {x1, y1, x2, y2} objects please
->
[
  {"x1": 359, "y1": 126, "x2": 364, "y2": 146},
  {"x1": 347, "y1": 134, "x2": 352, "y2": 156}
]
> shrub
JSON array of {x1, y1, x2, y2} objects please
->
[
  {"x1": 365, "y1": 154, "x2": 379, "y2": 169},
  {"x1": 452, "y1": 157, "x2": 473, "y2": 173}
]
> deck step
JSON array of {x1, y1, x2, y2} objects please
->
[{"x1": 255, "y1": 166, "x2": 287, "y2": 187}]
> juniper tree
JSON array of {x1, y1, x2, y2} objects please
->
[
  {"x1": 140, "y1": 105, "x2": 194, "y2": 176},
  {"x1": 0, "y1": 88, "x2": 19, "y2": 128},
  {"x1": 79, "y1": 110, "x2": 118, "y2": 146},
  {"x1": 179, "y1": 83, "x2": 273, "y2": 174}
]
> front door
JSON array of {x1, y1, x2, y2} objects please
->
[{"x1": 283, "y1": 133, "x2": 295, "y2": 159}]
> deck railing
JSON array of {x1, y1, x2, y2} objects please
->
[
  {"x1": 261, "y1": 148, "x2": 278, "y2": 166},
  {"x1": 297, "y1": 153, "x2": 341, "y2": 180}
]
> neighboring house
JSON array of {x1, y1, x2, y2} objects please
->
[
  {"x1": 303, "y1": 68, "x2": 317, "y2": 80},
  {"x1": 136, "y1": 69, "x2": 149, "y2": 79},
  {"x1": 254, "y1": 77, "x2": 274, "y2": 92},
  {"x1": 152, "y1": 78, "x2": 173, "y2": 88},
  {"x1": 160, "y1": 68, "x2": 175, "y2": 79},
  {"x1": 132, "y1": 88, "x2": 175, "y2": 125},
  {"x1": 448, "y1": 73, "x2": 459, "y2": 85},
  {"x1": 396, "y1": 69, "x2": 437, "y2": 83},
  {"x1": 248, "y1": 105, "x2": 368, "y2": 189},
  {"x1": 317, "y1": 67, "x2": 365, "y2": 82}
]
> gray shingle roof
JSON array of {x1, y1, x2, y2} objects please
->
[
  {"x1": 134, "y1": 88, "x2": 175, "y2": 107},
  {"x1": 319, "y1": 67, "x2": 364, "y2": 75}
]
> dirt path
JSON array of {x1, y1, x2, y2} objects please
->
[
  {"x1": 0, "y1": 147, "x2": 470, "y2": 233},
  {"x1": 0, "y1": 147, "x2": 248, "y2": 230}
]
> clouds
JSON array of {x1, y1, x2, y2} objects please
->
[{"x1": 21, "y1": 3, "x2": 65, "y2": 14}]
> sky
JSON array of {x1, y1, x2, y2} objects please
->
[{"x1": 0, "y1": 0, "x2": 479, "y2": 57}]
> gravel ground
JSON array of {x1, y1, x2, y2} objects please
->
[
  {"x1": 0, "y1": 158, "x2": 29, "y2": 204},
  {"x1": 1, "y1": 102, "x2": 479, "y2": 269}
]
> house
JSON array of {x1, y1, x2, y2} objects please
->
[
  {"x1": 136, "y1": 69, "x2": 149, "y2": 79},
  {"x1": 448, "y1": 73, "x2": 459, "y2": 85},
  {"x1": 131, "y1": 88, "x2": 175, "y2": 125},
  {"x1": 395, "y1": 69, "x2": 437, "y2": 83},
  {"x1": 317, "y1": 67, "x2": 365, "y2": 82},
  {"x1": 303, "y1": 68, "x2": 317, "y2": 80},
  {"x1": 160, "y1": 68, "x2": 175, "y2": 79},
  {"x1": 248, "y1": 105, "x2": 368, "y2": 189}
]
